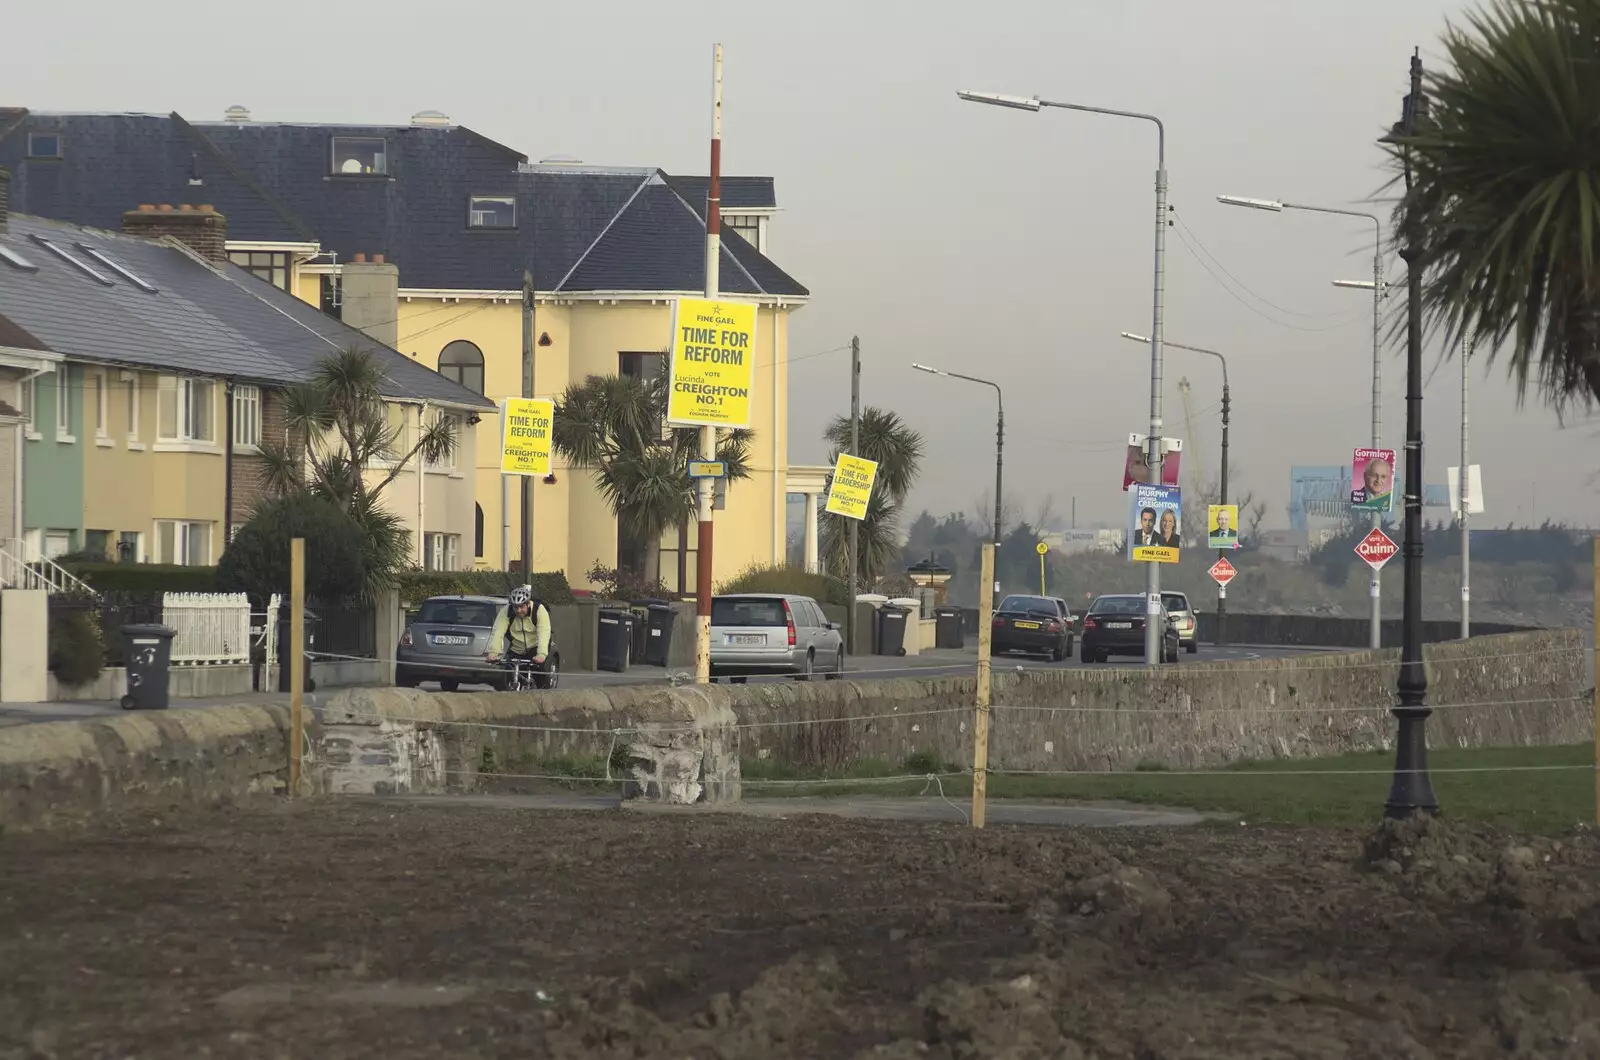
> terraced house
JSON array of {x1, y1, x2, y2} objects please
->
[
  {"x1": 0, "y1": 106, "x2": 810, "y2": 590},
  {"x1": 0, "y1": 185, "x2": 491, "y2": 567}
]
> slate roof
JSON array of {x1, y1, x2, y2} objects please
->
[
  {"x1": 0, "y1": 213, "x2": 494, "y2": 410},
  {"x1": 0, "y1": 110, "x2": 808, "y2": 299}
]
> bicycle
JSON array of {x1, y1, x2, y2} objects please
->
[{"x1": 489, "y1": 651, "x2": 559, "y2": 692}]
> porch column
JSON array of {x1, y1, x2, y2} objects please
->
[{"x1": 803, "y1": 491, "x2": 820, "y2": 573}]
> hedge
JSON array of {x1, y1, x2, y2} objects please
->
[
  {"x1": 716, "y1": 564, "x2": 851, "y2": 606},
  {"x1": 64, "y1": 563, "x2": 222, "y2": 595},
  {"x1": 396, "y1": 569, "x2": 574, "y2": 607}
]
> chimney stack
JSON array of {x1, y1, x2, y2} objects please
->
[
  {"x1": 341, "y1": 253, "x2": 400, "y2": 348},
  {"x1": 122, "y1": 203, "x2": 228, "y2": 265},
  {"x1": 0, "y1": 167, "x2": 10, "y2": 232}
]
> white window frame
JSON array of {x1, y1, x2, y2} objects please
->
[
  {"x1": 423, "y1": 532, "x2": 460, "y2": 572},
  {"x1": 55, "y1": 367, "x2": 74, "y2": 444},
  {"x1": 93, "y1": 371, "x2": 111, "y2": 446},
  {"x1": 232, "y1": 384, "x2": 262, "y2": 450},
  {"x1": 155, "y1": 376, "x2": 219, "y2": 452},
  {"x1": 20, "y1": 379, "x2": 39, "y2": 441},
  {"x1": 122, "y1": 371, "x2": 144, "y2": 450},
  {"x1": 425, "y1": 410, "x2": 460, "y2": 472},
  {"x1": 467, "y1": 195, "x2": 516, "y2": 229},
  {"x1": 153, "y1": 520, "x2": 212, "y2": 566}
]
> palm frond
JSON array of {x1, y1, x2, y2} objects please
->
[
  {"x1": 1385, "y1": 0, "x2": 1600, "y2": 412},
  {"x1": 824, "y1": 406, "x2": 925, "y2": 501}
]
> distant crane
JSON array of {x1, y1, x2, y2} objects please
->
[{"x1": 1175, "y1": 376, "x2": 1206, "y2": 501}]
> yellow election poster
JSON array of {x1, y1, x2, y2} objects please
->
[
  {"x1": 667, "y1": 297, "x2": 757, "y2": 428},
  {"x1": 500, "y1": 397, "x2": 554, "y2": 477},
  {"x1": 824, "y1": 454, "x2": 878, "y2": 521}
]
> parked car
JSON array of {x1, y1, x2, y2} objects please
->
[
  {"x1": 991, "y1": 594, "x2": 1075, "y2": 660},
  {"x1": 709, "y1": 593, "x2": 844, "y2": 682},
  {"x1": 1079, "y1": 594, "x2": 1180, "y2": 664},
  {"x1": 396, "y1": 594, "x2": 559, "y2": 692},
  {"x1": 1162, "y1": 591, "x2": 1200, "y2": 654}
]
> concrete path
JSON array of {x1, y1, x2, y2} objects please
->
[{"x1": 383, "y1": 792, "x2": 1207, "y2": 828}]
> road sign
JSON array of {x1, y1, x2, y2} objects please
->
[
  {"x1": 1035, "y1": 541, "x2": 1049, "y2": 555},
  {"x1": 687, "y1": 460, "x2": 727, "y2": 479},
  {"x1": 1208, "y1": 556, "x2": 1237, "y2": 586},
  {"x1": 1355, "y1": 527, "x2": 1399, "y2": 571}
]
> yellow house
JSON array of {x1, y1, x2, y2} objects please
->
[
  {"x1": 0, "y1": 110, "x2": 809, "y2": 590},
  {"x1": 0, "y1": 203, "x2": 492, "y2": 565}
]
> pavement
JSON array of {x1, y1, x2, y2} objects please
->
[
  {"x1": 0, "y1": 641, "x2": 1340, "y2": 729},
  {"x1": 383, "y1": 792, "x2": 1209, "y2": 828}
]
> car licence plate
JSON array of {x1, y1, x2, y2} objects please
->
[
  {"x1": 729, "y1": 634, "x2": 764, "y2": 645},
  {"x1": 1108, "y1": 622, "x2": 1132, "y2": 629},
  {"x1": 1014, "y1": 621, "x2": 1040, "y2": 630},
  {"x1": 432, "y1": 635, "x2": 470, "y2": 646}
]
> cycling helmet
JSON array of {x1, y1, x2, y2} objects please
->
[{"x1": 509, "y1": 587, "x2": 532, "y2": 607}]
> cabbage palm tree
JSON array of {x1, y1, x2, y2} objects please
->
[
  {"x1": 1388, "y1": 0, "x2": 1600, "y2": 411},
  {"x1": 553, "y1": 372, "x2": 753, "y2": 586},
  {"x1": 820, "y1": 407, "x2": 925, "y2": 585}
]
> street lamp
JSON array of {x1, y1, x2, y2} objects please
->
[
  {"x1": 912, "y1": 363, "x2": 1004, "y2": 603},
  {"x1": 1217, "y1": 194, "x2": 1386, "y2": 651},
  {"x1": 1121, "y1": 331, "x2": 1231, "y2": 644},
  {"x1": 961, "y1": 87, "x2": 1168, "y2": 664}
]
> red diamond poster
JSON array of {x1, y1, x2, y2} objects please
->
[
  {"x1": 1208, "y1": 557, "x2": 1238, "y2": 586},
  {"x1": 1354, "y1": 528, "x2": 1398, "y2": 571}
]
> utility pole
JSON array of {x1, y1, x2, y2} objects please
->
[
  {"x1": 993, "y1": 396, "x2": 1004, "y2": 606},
  {"x1": 1460, "y1": 337, "x2": 1471, "y2": 638},
  {"x1": 693, "y1": 43, "x2": 724, "y2": 685},
  {"x1": 848, "y1": 335, "x2": 860, "y2": 652},
  {"x1": 1386, "y1": 47, "x2": 1438, "y2": 818},
  {"x1": 520, "y1": 269, "x2": 534, "y2": 573},
  {"x1": 1216, "y1": 380, "x2": 1230, "y2": 645}
]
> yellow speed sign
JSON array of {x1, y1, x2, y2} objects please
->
[
  {"x1": 824, "y1": 454, "x2": 878, "y2": 521},
  {"x1": 667, "y1": 297, "x2": 758, "y2": 428},
  {"x1": 1035, "y1": 541, "x2": 1049, "y2": 555}
]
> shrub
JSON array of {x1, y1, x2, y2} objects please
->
[
  {"x1": 64, "y1": 563, "x2": 221, "y2": 595},
  {"x1": 218, "y1": 495, "x2": 369, "y2": 604},
  {"x1": 585, "y1": 562, "x2": 669, "y2": 604},
  {"x1": 48, "y1": 606, "x2": 105, "y2": 686},
  {"x1": 396, "y1": 569, "x2": 573, "y2": 608},
  {"x1": 717, "y1": 563, "x2": 851, "y2": 606}
]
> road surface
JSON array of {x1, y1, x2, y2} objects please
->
[{"x1": 0, "y1": 642, "x2": 1339, "y2": 728}]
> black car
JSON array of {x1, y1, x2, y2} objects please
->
[
  {"x1": 1079, "y1": 594, "x2": 1180, "y2": 664},
  {"x1": 991, "y1": 594, "x2": 1075, "y2": 661}
]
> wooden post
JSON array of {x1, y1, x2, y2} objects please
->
[
  {"x1": 972, "y1": 542, "x2": 995, "y2": 829},
  {"x1": 289, "y1": 537, "x2": 305, "y2": 797},
  {"x1": 1593, "y1": 536, "x2": 1598, "y2": 825}
]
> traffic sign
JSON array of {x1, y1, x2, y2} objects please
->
[
  {"x1": 1035, "y1": 541, "x2": 1049, "y2": 555},
  {"x1": 1208, "y1": 556, "x2": 1237, "y2": 586},
  {"x1": 1355, "y1": 527, "x2": 1399, "y2": 571},
  {"x1": 687, "y1": 460, "x2": 727, "y2": 479}
]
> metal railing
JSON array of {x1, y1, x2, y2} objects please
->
[{"x1": 0, "y1": 539, "x2": 98, "y2": 596}]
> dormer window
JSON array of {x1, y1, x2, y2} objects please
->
[
  {"x1": 27, "y1": 133, "x2": 62, "y2": 160},
  {"x1": 468, "y1": 196, "x2": 516, "y2": 229},
  {"x1": 331, "y1": 136, "x2": 387, "y2": 175}
]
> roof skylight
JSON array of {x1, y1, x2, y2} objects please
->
[
  {"x1": 77, "y1": 244, "x2": 158, "y2": 293},
  {"x1": 28, "y1": 236, "x2": 114, "y2": 287},
  {"x1": 0, "y1": 245, "x2": 39, "y2": 272}
]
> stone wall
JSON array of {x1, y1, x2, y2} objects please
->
[
  {"x1": 731, "y1": 629, "x2": 1592, "y2": 773},
  {"x1": 1197, "y1": 612, "x2": 1540, "y2": 648},
  {"x1": 321, "y1": 684, "x2": 740, "y2": 804},
  {"x1": 0, "y1": 706, "x2": 310, "y2": 830}
]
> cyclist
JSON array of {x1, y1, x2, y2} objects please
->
[{"x1": 486, "y1": 586, "x2": 551, "y2": 686}]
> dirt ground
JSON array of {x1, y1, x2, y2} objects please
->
[{"x1": 3, "y1": 799, "x2": 1600, "y2": 1059}]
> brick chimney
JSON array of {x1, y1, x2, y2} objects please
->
[
  {"x1": 122, "y1": 203, "x2": 228, "y2": 265},
  {"x1": 0, "y1": 167, "x2": 10, "y2": 232}
]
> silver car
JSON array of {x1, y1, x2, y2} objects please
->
[
  {"x1": 709, "y1": 593, "x2": 844, "y2": 682},
  {"x1": 1162, "y1": 591, "x2": 1199, "y2": 654},
  {"x1": 396, "y1": 594, "x2": 508, "y2": 691}
]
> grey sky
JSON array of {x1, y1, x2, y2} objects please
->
[{"x1": 8, "y1": 0, "x2": 1592, "y2": 530}]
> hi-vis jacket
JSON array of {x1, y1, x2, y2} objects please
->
[{"x1": 489, "y1": 603, "x2": 551, "y2": 657}]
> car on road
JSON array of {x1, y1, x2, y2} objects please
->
[
  {"x1": 396, "y1": 594, "x2": 559, "y2": 692},
  {"x1": 991, "y1": 594, "x2": 1075, "y2": 660},
  {"x1": 710, "y1": 593, "x2": 844, "y2": 682},
  {"x1": 1162, "y1": 591, "x2": 1200, "y2": 654},
  {"x1": 1079, "y1": 594, "x2": 1180, "y2": 664}
]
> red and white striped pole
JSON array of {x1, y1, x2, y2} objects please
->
[{"x1": 694, "y1": 43, "x2": 723, "y2": 684}]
